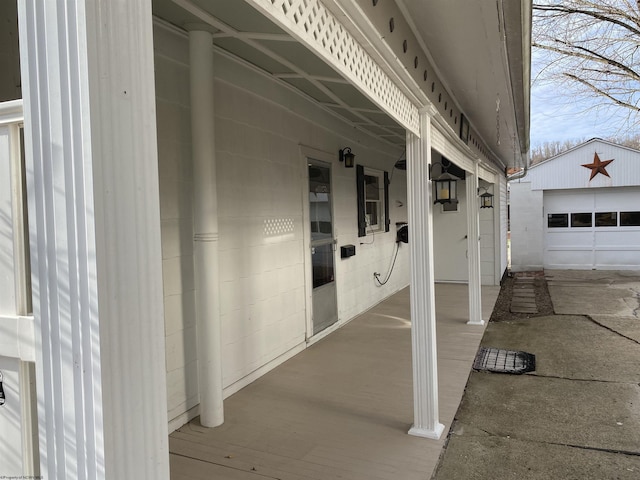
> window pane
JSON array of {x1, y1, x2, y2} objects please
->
[
  {"x1": 571, "y1": 213, "x2": 592, "y2": 227},
  {"x1": 366, "y1": 201, "x2": 379, "y2": 226},
  {"x1": 365, "y1": 174, "x2": 380, "y2": 200},
  {"x1": 595, "y1": 212, "x2": 617, "y2": 227},
  {"x1": 548, "y1": 213, "x2": 568, "y2": 228},
  {"x1": 620, "y1": 211, "x2": 640, "y2": 226}
]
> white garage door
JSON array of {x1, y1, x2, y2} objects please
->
[{"x1": 544, "y1": 188, "x2": 640, "y2": 270}]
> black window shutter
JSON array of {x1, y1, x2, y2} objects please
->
[
  {"x1": 384, "y1": 171, "x2": 390, "y2": 232},
  {"x1": 356, "y1": 164, "x2": 366, "y2": 237},
  {"x1": 384, "y1": 172, "x2": 391, "y2": 232}
]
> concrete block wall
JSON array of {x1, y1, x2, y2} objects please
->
[
  {"x1": 509, "y1": 180, "x2": 544, "y2": 271},
  {"x1": 154, "y1": 24, "x2": 409, "y2": 429}
]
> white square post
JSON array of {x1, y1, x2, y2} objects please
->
[
  {"x1": 406, "y1": 107, "x2": 444, "y2": 439},
  {"x1": 466, "y1": 160, "x2": 484, "y2": 325},
  {"x1": 18, "y1": 1, "x2": 170, "y2": 478}
]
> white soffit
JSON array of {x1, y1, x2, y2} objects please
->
[{"x1": 398, "y1": 0, "x2": 529, "y2": 168}]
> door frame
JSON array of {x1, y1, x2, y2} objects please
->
[{"x1": 299, "y1": 145, "x2": 340, "y2": 343}]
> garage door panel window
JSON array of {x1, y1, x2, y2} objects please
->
[
  {"x1": 548, "y1": 213, "x2": 568, "y2": 228},
  {"x1": 620, "y1": 211, "x2": 640, "y2": 227},
  {"x1": 595, "y1": 212, "x2": 617, "y2": 227},
  {"x1": 571, "y1": 213, "x2": 592, "y2": 228}
]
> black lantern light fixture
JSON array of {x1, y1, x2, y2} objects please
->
[
  {"x1": 430, "y1": 161, "x2": 458, "y2": 204},
  {"x1": 478, "y1": 186, "x2": 494, "y2": 208},
  {"x1": 339, "y1": 147, "x2": 355, "y2": 168}
]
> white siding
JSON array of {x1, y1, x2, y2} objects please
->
[
  {"x1": 498, "y1": 176, "x2": 508, "y2": 280},
  {"x1": 525, "y1": 140, "x2": 640, "y2": 190}
]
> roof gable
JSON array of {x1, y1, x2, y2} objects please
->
[{"x1": 521, "y1": 139, "x2": 640, "y2": 190}]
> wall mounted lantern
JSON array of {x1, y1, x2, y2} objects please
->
[
  {"x1": 478, "y1": 186, "x2": 494, "y2": 208},
  {"x1": 430, "y1": 161, "x2": 458, "y2": 204},
  {"x1": 339, "y1": 147, "x2": 355, "y2": 168}
]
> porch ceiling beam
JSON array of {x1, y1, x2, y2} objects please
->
[
  {"x1": 273, "y1": 73, "x2": 350, "y2": 84},
  {"x1": 211, "y1": 32, "x2": 297, "y2": 42},
  {"x1": 172, "y1": 0, "x2": 387, "y2": 135},
  {"x1": 245, "y1": 0, "x2": 420, "y2": 135},
  {"x1": 205, "y1": 38, "x2": 404, "y2": 146}
]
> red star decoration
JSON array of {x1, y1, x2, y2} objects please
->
[{"x1": 582, "y1": 152, "x2": 614, "y2": 180}]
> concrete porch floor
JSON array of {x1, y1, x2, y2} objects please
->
[{"x1": 169, "y1": 283, "x2": 499, "y2": 480}]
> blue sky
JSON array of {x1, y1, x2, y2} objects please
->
[
  {"x1": 529, "y1": 50, "x2": 636, "y2": 147},
  {"x1": 530, "y1": 82, "x2": 632, "y2": 147}
]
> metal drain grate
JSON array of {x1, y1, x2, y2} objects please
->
[{"x1": 473, "y1": 347, "x2": 536, "y2": 374}]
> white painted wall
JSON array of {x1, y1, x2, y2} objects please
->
[
  {"x1": 154, "y1": 24, "x2": 409, "y2": 429},
  {"x1": 509, "y1": 180, "x2": 544, "y2": 272},
  {"x1": 431, "y1": 154, "x2": 501, "y2": 285},
  {"x1": 433, "y1": 178, "x2": 468, "y2": 282}
]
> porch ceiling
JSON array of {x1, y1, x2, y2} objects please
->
[
  {"x1": 153, "y1": 0, "x2": 530, "y2": 168},
  {"x1": 153, "y1": 0, "x2": 407, "y2": 147}
]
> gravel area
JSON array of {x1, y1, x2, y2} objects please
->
[{"x1": 489, "y1": 271, "x2": 554, "y2": 322}]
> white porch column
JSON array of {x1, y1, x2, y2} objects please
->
[
  {"x1": 406, "y1": 107, "x2": 444, "y2": 440},
  {"x1": 18, "y1": 1, "x2": 169, "y2": 478},
  {"x1": 466, "y1": 160, "x2": 484, "y2": 325},
  {"x1": 189, "y1": 29, "x2": 224, "y2": 427}
]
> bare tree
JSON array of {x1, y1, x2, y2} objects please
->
[
  {"x1": 530, "y1": 132, "x2": 640, "y2": 164},
  {"x1": 533, "y1": 1, "x2": 640, "y2": 123}
]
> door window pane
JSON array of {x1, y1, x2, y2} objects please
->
[
  {"x1": 309, "y1": 165, "x2": 332, "y2": 241},
  {"x1": 595, "y1": 212, "x2": 617, "y2": 227},
  {"x1": 312, "y1": 243, "x2": 335, "y2": 288},
  {"x1": 620, "y1": 211, "x2": 640, "y2": 226},
  {"x1": 548, "y1": 213, "x2": 568, "y2": 228},
  {"x1": 571, "y1": 213, "x2": 592, "y2": 227}
]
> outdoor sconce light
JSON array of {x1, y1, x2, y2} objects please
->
[
  {"x1": 339, "y1": 147, "x2": 355, "y2": 168},
  {"x1": 430, "y1": 161, "x2": 458, "y2": 204},
  {"x1": 478, "y1": 187, "x2": 494, "y2": 208}
]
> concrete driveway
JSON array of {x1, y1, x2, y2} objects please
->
[{"x1": 433, "y1": 270, "x2": 640, "y2": 480}]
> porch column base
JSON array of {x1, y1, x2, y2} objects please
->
[
  {"x1": 467, "y1": 319, "x2": 485, "y2": 326},
  {"x1": 408, "y1": 423, "x2": 445, "y2": 440}
]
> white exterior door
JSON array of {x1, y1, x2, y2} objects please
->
[{"x1": 544, "y1": 188, "x2": 640, "y2": 269}]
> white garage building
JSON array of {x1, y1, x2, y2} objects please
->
[{"x1": 510, "y1": 138, "x2": 640, "y2": 271}]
